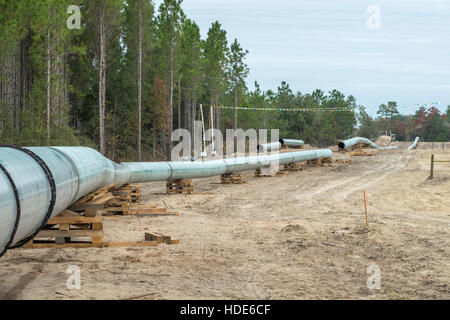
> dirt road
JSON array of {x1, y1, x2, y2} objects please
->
[{"x1": 0, "y1": 143, "x2": 449, "y2": 299}]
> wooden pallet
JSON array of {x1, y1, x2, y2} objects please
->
[
  {"x1": 307, "y1": 158, "x2": 322, "y2": 167},
  {"x1": 166, "y1": 179, "x2": 193, "y2": 194},
  {"x1": 284, "y1": 162, "x2": 304, "y2": 172},
  {"x1": 68, "y1": 184, "x2": 174, "y2": 217},
  {"x1": 115, "y1": 184, "x2": 142, "y2": 203},
  {"x1": 254, "y1": 168, "x2": 276, "y2": 177},
  {"x1": 321, "y1": 158, "x2": 334, "y2": 165},
  {"x1": 220, "y1": 174, "x2": 244, "y2": 184},
  {"x1": 74, "y1": 184, "x2": 116, "y2": 206},
  {"x1": 24, "y1": 209, "x2": 104, "y2": 247},
  {"x1": 24, "y1": 210, "x2": 179, "y2": 249},
  {"x1": 104, "y1": 204, "x2": 179, "y2": 217},
  {"x1": 335, "y1": 158, "x2": 354, "y2": 164},
  {"x1": 306, "y1": 158, "x2": 334, "y2": 167}
]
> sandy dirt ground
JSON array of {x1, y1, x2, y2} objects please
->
[{"x1": 0, "y1": 142, "x2": 449, "y2": 300}]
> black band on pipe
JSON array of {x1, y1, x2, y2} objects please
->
[
  {"x1": 0, "y1": 162, "x2": 21, "y2": 258},
  {"x1": 0, "y1": 145, "x2": 57, "y2": 250}
]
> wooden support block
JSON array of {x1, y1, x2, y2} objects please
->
[
  {"x1": 48, "y1": 214, "x2": 102, "y2": 225},
  {"x1": 36, "y1": 229, "x2": 103, "y2": 238},
  {"x1": 129, "y1": 207, "x2": 168, "y2": 214},
  {"x1": 104, "y1": 241, "x2": 157, "y2": 248},
  {"x1": 166, "y1": 179, "x2": 194, "y2": 194},
  {"x1": 69, "y1": 203, "x2": 106, "y2": 212},
  {"x1": 23, "y1": 242, "x2": 105, "y2": 249},
  {"x1": 220, "y1": 174, "x2": 244, "y2": 184},
  {"x1": 91, "y1": 236, "x2": 103, "y2": 244},
  {"x1": 284, "y1": 163, "x2": 304, "y2": 172},
  {"x1": 91, "y1": 222, "x2": 103, "y2": 231},
  {"x1": 55, "y1": 237, "x2": 66, "y2": 244},
  {"x1": 307, "y1": 158, "x2": 323, "y2": 167},
  {"x1": 133, "y1": 212, "x2": 180, "y2": 217},
  {"x1": 74, "y1": 184, "x2": 115, "y2": 205},
  {"x1": 145, "y1": 232, "x2": 179, "y2": 245},
  {"x1": 84, "y1": 210, "x2": 98, "y2": 217},
  {"x1": 58, "y1": 224, "x2": 70, "y2": 231},
  {"x1": 89, "y1": 193, "x2": 115, "y2": 205},
  {"x1": 254, "y1": 168, "x2": 276, "y2": 177},
  {"x1": 145, "y1": 232, "x2": 169, "y2": 243}
]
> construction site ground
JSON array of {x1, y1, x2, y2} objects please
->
[{"x1": 1, "y1": 142, "x2": 449, "y2": 299}]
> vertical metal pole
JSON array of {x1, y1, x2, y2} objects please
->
[
  {"x1": 178, "y1": 76, "x2": 181, "y2": 129},
  {"x1": 210, "y1": 105, "x2": 216, "y2": 155},
  {"x1": 200, "y1": 104, "x2": 206, "y2": 157},
  {"x1": 363, "y1": 191, "x2": 368, "y2": 228},
  {"x1": 429, "y1": 154, "x2": 434, "y2": 180}
]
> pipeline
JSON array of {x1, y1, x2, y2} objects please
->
[
  {"x1": 408, "y1": 137, "x2": 420, "y2": 150},
  {"x1": 279, "y1": 139, "x2": 304, "y2": 147},
  {"x1": 257, "y1": 142, "x2": 281, "y2": 152},
  {"x1": 0, "y1": 146, "x2": 332, "y2": 255},
  {"x1": 338, "y1": 137, "x2": 398, "y2": 150}
]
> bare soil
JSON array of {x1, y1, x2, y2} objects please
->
[{"x1": 0, "y1": 142, "x2": 449, "y2": 300}]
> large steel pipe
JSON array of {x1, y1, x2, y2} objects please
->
[
  {"x1": 0, "y1": 146, "x2": 332, "y2": 255},
  {"x1": 408, "y1": 137, "x2": 420, "y2": 150},
  {"x1": 279, "y1": 139, "x2": 304, "y2": 147},
  {"x1": 257, "y1": 142, "x2": 281, "y2": 152},
  {"x1": 338, "y1": 137, "x2": 398, "y2": 150}
]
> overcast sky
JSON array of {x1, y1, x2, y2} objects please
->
[{"x1": 154, "y1": 0, "x2": 450, "y2": 115}]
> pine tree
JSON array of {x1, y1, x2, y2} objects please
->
[
  {"x1": 226, "y1": 39, "x2": 248, "y2": 131},
  {"x1": 203, "y1": 21, "x2": 228, "y2": 131},
  {"x1": 85, "y1": 0, "x2": 122, "y2": 155},
  {"x1": 156, "y1": 0, "x2": 184, "y2": 160},
  {"x1": 178, "y1": 19, "x2": 202, "y2": 136},
  {"x1": 123, "y1": 0, "x2": 154, "y2": 161}
]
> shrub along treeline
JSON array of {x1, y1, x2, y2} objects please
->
[{"x1": 1, "y1": 1, "x2": 448, "y2": 161}]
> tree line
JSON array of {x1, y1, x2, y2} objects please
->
[
  {"x1": 358, "y1": 102, "x2": 450, "y2": 142},
  {"x1": 1, "y1": 0, "x2": 448, "y2": 162}
]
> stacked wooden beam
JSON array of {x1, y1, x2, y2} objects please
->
[
  {"x1": 254, "y1": 168, "x2": 276, "y2": 177},
  {"x1": 283, "y1": 162, "x2": 304, "y2": 172},
  {"x1": 166, "y1": 179, "x2": 193, "y2": 194},
  {"x1": 220, "y1": 174, "x2": 244, "y2": 184}
]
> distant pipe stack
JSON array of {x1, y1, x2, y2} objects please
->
[
  {"x1": 408, "y1": 137, "x2": 420, "y2": 150},
  {"x1": 0, "y1": 146, "x2": 332, "y2": 256},
  {"x1": 338, "y1": 137, "x2": 398, "y2": 150}
]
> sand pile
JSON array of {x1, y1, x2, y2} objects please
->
[{"x1": 375, "y1": 135, "x2": 392, "y2": 147}]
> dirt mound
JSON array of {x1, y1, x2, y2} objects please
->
[
  {"x1": 349, "y1": 150, "x2": 374, "y2": 157},
  {"x1": 375, "y1": 135, "x2": 392, "y2": 147},
  {"x1": 281, "y1": 224, "x2": 307, "y2": 233}
]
